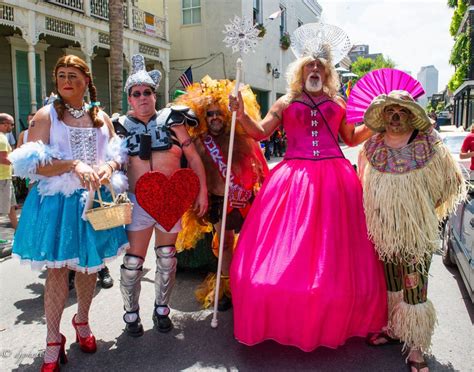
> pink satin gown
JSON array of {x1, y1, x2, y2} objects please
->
[{"x1": 230, "y1": 93, "x2": 387, "y2": 351}]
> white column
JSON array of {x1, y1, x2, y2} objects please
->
[
  {"x1": 35, "y1": 41, "x2": 51, "y2": 108},
  {"x1": 127, "y1": 0, "x2": 133, "y2": 29},
  {"x1": 85, "y1": 54, "x2": 92, "y2": 71},
  {"x1": 106, "y1": 56, "x2": 111, "y2": 110},
  {"x1": 163, "y1": 0, "x2": 169, "y2": 41},
  {"x1": 84, "y1": 0, "x2": 91, "y2": 17},
  {"x1": 27, "y1": 43, "x2": 37, "y2": 113},
  {"x1": 85, "y1": 53, "x2": 92, "y2": 102},
  {"x1": 164, "y1": 52, "x2": 170, "y2": 105},
  {"x1": 128, "y1": 38, "x2": 135, "y2": 60},
  {"x1": 26, "y1": 9, "x2": 38, "y2": 113},
  {"x1": 84, "y1": 28, "x2": 93, "y2": 75}
]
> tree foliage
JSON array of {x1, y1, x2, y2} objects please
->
[
  {"x1": 448, "y1": 63, "x2": 469, "y2": 91},
  {"x1": 447, "y1": 0, "x2": 457, "y2": 7},
  {"x1": 449, "y1": 0, "x2": 467, "y2": 36},
  {"x1": 448, "y1": 0, "x2": 470, "y2": 91},
  {"x1": 350, "y1": 55, "x2": 396, "y2": 81},
  {"x1": 449, "y1": 32, "x2": 468, "y2": 65},
  {"x1": 437, "y1": 101, "x2": 446, "y2": 112},
  {"x1": 426, "y1": 99, "x2": 446, "y2": 113}
]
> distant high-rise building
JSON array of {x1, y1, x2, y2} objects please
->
[
  {"x1": 417, "y1": 65, "x2": 439, "y2": 107},
  {"x1": 348, "y1": 44, "x2": 382, "y2": 62}
]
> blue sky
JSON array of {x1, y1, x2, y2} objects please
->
[{"x1": 318, "y1": 0, "x2": 455, "y2": 92}]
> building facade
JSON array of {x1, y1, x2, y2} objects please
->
[
  {"x1": 417, "y1": 65, "x2": 439, "y2": 107},
  {"x1": 348, "y1": 44, "x2": 381, "y2": 63},
  {"x1": 166, "y1": 0, "x2": 322, "y2": 116},
  {"x1": 0, "y1": 0, "x2": 170, "y2": 137},
  {"x1": 452, "y1": 1, "x2": 474, "y2": 129}
]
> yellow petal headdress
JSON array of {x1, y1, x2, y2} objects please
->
[{"x1": 174, "y1": 75, "x2": 261, "y2": 137}]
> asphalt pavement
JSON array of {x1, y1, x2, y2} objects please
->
[{"x1": 0, "y1": 144, "x2": 473, "y2": 371}]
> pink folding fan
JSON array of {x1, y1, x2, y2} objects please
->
[{"x1": 346, "y1": 68, "x2": 425, "y2": 124}]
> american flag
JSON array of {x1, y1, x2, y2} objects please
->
[{"x1": 179, "y1": 66, "x2": 193, "y2": 88}]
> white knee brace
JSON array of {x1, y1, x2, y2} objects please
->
[
  {"x1": 154, "y1": 245, "x2": 177, "y2": 306},
  {"x1": 120, "y1": 254, "x2": 144, "y2": 313}
]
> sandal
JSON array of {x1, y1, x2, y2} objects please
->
[
  {"x1": 366, "y1": 331, "x2": 400, "y2": 346},
  {"x1": 407, "y1": 359, "x2": 428, "y2": 372}
]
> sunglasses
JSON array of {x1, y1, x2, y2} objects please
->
[
  {"x1": 206, "y1": 110, "x2": 223, "y2": 117},
  {"x1": 130, "y1": 90, "x2": 154, "y2": 98}
]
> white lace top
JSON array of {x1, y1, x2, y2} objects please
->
[{"x1": 48, "y1": 104, "x2": 110, "y2": 166}]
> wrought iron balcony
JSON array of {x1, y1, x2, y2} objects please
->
[
  {"x1": 45, "y1": 0, "x2": 84, "y2": 13},
  {"x1": 90, "y1": 0, "x2": 129, "y2": 26},
  {"x1": 44, "y1": 0, "x2": 165, "y2": 39},
  {"x1": 132, "y1": 7, "x2": 166, "y2": 38},
  {"x1": 90, "y1": 0, "x2": 108, "y2": 19},
  {"x1": 0, "y1": 4, "x2": 15, "y2": 22}
]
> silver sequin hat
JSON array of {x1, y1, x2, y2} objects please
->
[{"x1": 124, "y1": 54, "x2": 162, "y2": 93}]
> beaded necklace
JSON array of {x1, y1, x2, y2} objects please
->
[{"x1": 65, "y1": 103, "x2": 87, "y2": 119}]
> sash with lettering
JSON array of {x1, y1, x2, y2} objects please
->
[{"x1": 202, "y1": 134, "x2": 253, "y2": 216}]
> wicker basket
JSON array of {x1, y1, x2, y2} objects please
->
[{"x1": 85, "y1": 185, "x2": 132, "y2": 231}]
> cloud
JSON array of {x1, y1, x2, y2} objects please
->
[{"x1": 318, "y1": 0, "x2": 455, "y2": 91}]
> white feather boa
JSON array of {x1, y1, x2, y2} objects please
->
[
  {"x1": 37, "y1": 171, "x2": 128, "y2": 198},
  {"x1": 106, "y1": 136, "x2": 128, "y2": 165},
  {"x1": 9, "y1": 138, "x2": 128, "y2": 197},
  {"x1": 8, "y1": 141, "x2": 63, "y2": 182}
]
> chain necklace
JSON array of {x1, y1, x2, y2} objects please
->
[{"x1": 65, "y1": 103, "x2": 87, "y2": 119}]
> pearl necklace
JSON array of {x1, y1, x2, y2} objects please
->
[{"x1": 65, "y1": 103, "x2": 87, "y2": 119}]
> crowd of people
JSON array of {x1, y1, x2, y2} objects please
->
[
  {"x1": 261, "y1": 127, "x2": 287, "y2": 160},
  {"x1": 0, "y1": 113, "x2": 18, "y2": 251},
  {"x1": 1, "y1": 22, "x2": 469, "y2": 372}
]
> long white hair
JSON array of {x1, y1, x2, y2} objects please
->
[{"x1": 285, "y1": 55, "x2": 340, "y2": 103}]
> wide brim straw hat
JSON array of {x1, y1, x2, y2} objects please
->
[{"x1": 364, "y1": 90, "x2": 432, "y2": 132}]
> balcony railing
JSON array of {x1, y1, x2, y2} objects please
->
[
  {"x1": 45, "y1": 0, "x2": 165, "y2": 39},
  {"x1": 46, "y1": 0, "x2": 84, "y2": 13},
  {"x1": 132, "y1": 7, "x2": 165, "y2": 38},
  {"x1": 0, "y1": 4, "x2": 15, "y2": 22},
  {"x1": 89, "y1": 0, "x2": 128, "y2": 25}
]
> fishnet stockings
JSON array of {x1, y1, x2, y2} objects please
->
[
  {"x1": 74, "y1": 271, "x2": 97, "y2": 338},
  {"x1": 43, "y1": 269, "x2": 97, "y2": 363},
  {"x1": 44, "y1": 268, "x2": 69, "y2": 363}
]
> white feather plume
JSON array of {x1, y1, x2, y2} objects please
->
[
  {"x1": 106, "y1": 136, "x2": 128, "y2": 165},
  {"x1": 8, "y1": 141, "x2": 63, "y2": 181}
]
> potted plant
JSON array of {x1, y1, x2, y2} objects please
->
[
  {"x1": 280, "y1": 32, "x2": 291, "y2": 50},
  {"x1": 256, "y1": 23, "x2": 266, "y2": 38}
]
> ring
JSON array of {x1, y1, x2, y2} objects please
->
[{"x1": 83, "y1": 174, "x2": 90, "y2": 181}]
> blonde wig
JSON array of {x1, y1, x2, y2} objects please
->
[{"x1": 285, "y1": 55, "x2": 340, "y2": 103}]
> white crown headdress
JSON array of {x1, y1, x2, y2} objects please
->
[{"x1": 290, "y1": 23, "x2": 352, "y2": 66}]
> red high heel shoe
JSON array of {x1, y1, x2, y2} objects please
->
[
  {"x1": 72, "y1": 314, "x2": 97, "y2": 353},
  {"x1": 41, "y1": 334, "x2": 67, "y2": 372}
]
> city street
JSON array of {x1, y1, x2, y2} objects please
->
[
  {"x1": 0, "y1": 150, "x2": 473, "y2": 372},
  {"x1": 1, "y1": 0, "x2": 472, "y2": 368}
]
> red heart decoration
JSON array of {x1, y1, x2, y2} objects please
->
[{"x1": 135, "y1": 169, "x2": 200, "y2": 232}]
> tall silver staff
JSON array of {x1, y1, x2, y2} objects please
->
[{"x1": 211, "y1": 16, "x2": 259, "y2": 328}]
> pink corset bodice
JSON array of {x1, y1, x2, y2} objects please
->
[{"x1": 283, "y1": 94, "x2": 345, "y2": 160}]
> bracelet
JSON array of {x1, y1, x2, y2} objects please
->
[
  {"x1": 105, "y1": 162, "x2": 115, "y2": 173},
  {"x1": 71, "y1": 160, "x2": 80, "y2": 171}
]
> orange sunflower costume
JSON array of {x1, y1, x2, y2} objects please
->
[{"x1": 175, "y1": 76, "x2": 268, "y2": 308}]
